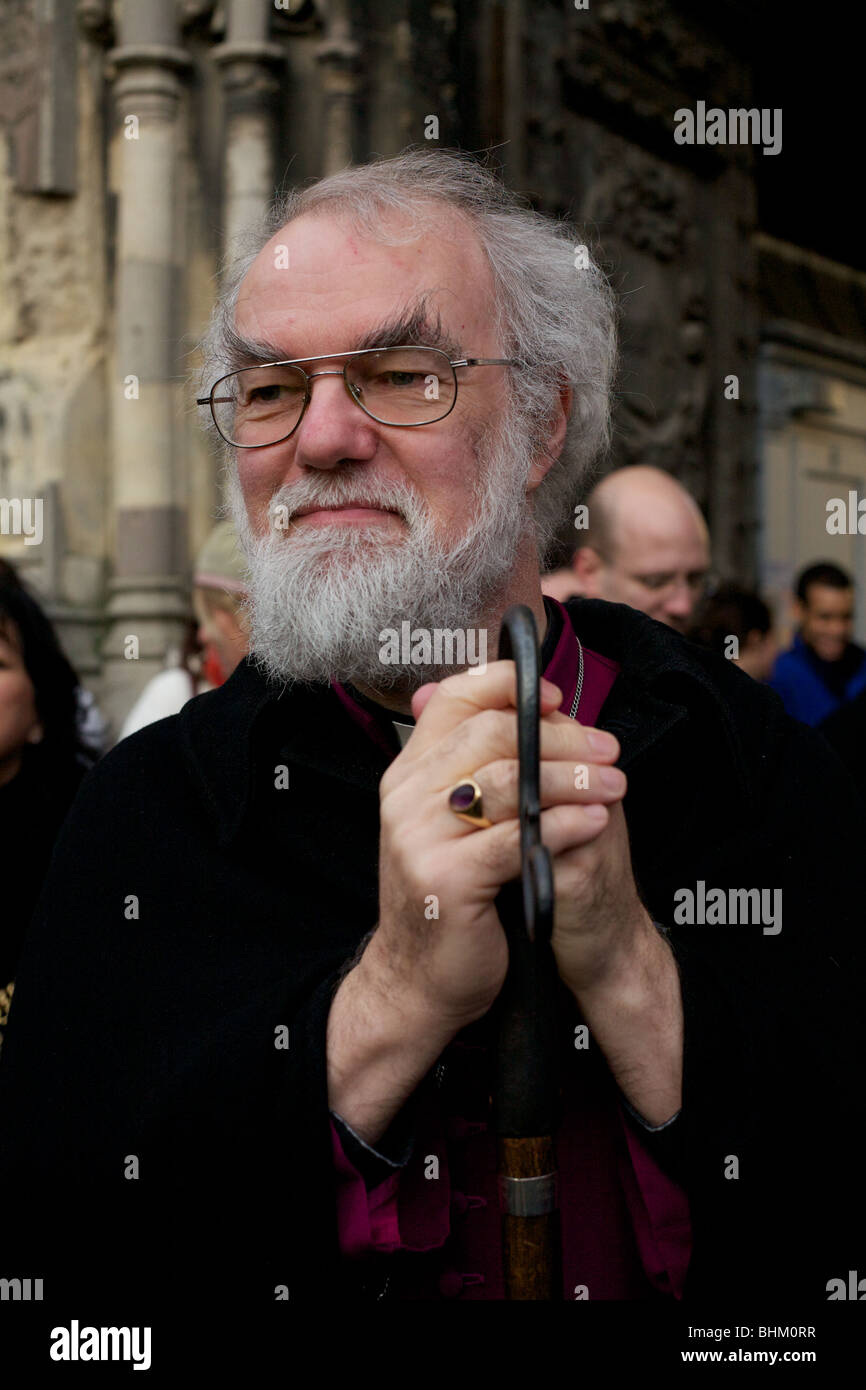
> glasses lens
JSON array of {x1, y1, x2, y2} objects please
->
[
  {"x1": 211, "y1": 364, "x2": 307, "y2": 446},
  {"x1": 346, "y1": 348, "x2": 455, "y2": 425}
]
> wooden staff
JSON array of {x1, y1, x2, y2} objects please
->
[{"x1": 493, "y1": 604, "x2": 562, "y2": 1300}]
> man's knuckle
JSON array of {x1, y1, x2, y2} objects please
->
[
  {"x1": 486, "y1": 759, "x2": 515, "y2": 801},
  {"x1": 476, "y1": 707, "x2": 512, "y2": 747}
]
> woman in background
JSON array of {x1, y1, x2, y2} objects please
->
[{"x1": 0, "y1": 573, "x2": 96, "y2": 1054}]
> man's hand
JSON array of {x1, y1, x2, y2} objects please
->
[
  {"x1": 327, "y1": 660, "x2": 626, "y2": 1143},
  {"x1": 374, "y1": 661, "x2": 626, "y2": 1030},
  {"x1": 541, "y1": 749, "x2": 684, "y2": 1125}
]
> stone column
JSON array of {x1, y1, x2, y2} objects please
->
[
  {"x1": 102, "y1": 0, "x2": 191, "y2": 735},
  {"x1": 213, "y1": 0, "x2": 283, "y2": 257},
  {"x1": 316, "y1": 0, "x2": 359, "y2": 174}
]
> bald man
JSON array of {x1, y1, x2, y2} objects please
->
[{"x1": 542, "y1": 465, "x2": 711, "y2": 631}]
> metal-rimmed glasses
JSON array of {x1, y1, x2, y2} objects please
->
[{"x1": 196, "y1": 346, "x2": 521, "y2": 448}]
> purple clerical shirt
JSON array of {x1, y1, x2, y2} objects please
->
[{"x1": 329, "y1": 600, "x2": 691, "y2": 1299}]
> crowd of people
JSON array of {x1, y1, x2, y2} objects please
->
[
  {"x1": 543, "y1": 463, "x2": 866, "y2": 793},
  {"x1": 0, "y1": 151, "x2": 862, "y2": 1324}
]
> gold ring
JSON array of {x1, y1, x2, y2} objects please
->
[{"x1": 447, "y1": 778, "x2": 493, "y2": 829}]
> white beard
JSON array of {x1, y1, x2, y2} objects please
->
[{"x1": 225, "y1": 418, "x2": 535, "y2": 692}]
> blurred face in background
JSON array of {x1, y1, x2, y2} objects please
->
[
  {"x1": 736, "y1": 627, "x2": 778, "y2": 683},
  {"x1": 0, "y1": 619, "x2": 43, "y2": 786},
  {"x1": 797, "y1": 583, "x2": 854, "y2": 663},
  {"x1": 574, "y1": 483, "x2": 711, "y2": 632},
  {"x1": 576, "y1": 522, "x2": 710, "y2": 631},
  {"x1": 192, "y1": 586, "x2": 250, "y2": 681}
]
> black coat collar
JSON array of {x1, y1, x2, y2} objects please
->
[{"x1": 178, "y1": 598, "x2": 753, "y2": 846}]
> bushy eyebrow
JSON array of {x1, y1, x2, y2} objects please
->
[
  {"x1": 354, "y1": 299, "x2": 462, "y2": 358},
  {"x1": 221, "y1": 325, "x2": 288, "y2": 372},
  {"x1": 221, "y1": 296, "x2": 462, "y2": 372}
]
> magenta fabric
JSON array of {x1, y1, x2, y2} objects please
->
[
  {"x1": 544, "y1": 598, "x2": 621, "y2": 725},
  {"x1": 328, "y1": 604, "x2": 693, "y2": 1298},
  {"x1": 331, "y1": 1122, "x2": 402, "y2": 1257}
]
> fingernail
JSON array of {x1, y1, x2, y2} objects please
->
[
  {"x1": 588, "y1": 729, "x2": 619, "y2": 757},
  {"x1": 540, "y1": 679, "x2": 562, "y2": 700},
  {"x1": 600, "y1": 765, "x2": 624, "y2": 791},
  {"x1": 585, "y1": 803, "x2": 608, "y2": 820}
]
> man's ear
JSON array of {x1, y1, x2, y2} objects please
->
[
  {"x1": 574, "y1": 545, "x2": 601, "y2": 578},
  {"x1": 573, "y1": 546, "x2": 604, "y2": 596},
  {"x1": 528, "y1": 382, "x2": 572, "y2": 489}
]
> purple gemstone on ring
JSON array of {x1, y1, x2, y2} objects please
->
[{"x1": 449, "y1": 782, "x2": 478, "y2": 812}]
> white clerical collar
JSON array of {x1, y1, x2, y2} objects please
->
[{"x1": 392, "y1": 720, "x2": 415, "y2": 749}]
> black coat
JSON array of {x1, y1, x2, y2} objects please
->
[
  {"x1": 0, "y1": 748, "x2": 86, "y2": 990},
  {"x1": 821, "y1": 686, "x2": 866, "y2": 800},
  {"x1": 0, "y1": 598, "x2": 863, "y2": 1317}
]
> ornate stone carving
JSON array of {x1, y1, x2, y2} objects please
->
[
  {"x1": 583, "y1": 148, "x2": 689, "y2": 262},
  {"x1": 0, "y1": 1, "x2": 41, "y2": 181},
  {"x1": 558, "y1": 0, "x2": 746, "y2": 158},
  {"x1": 579, "y1": 141, "x2": 709, "y2": 488},
  {"x1": 0, "y1": 0, "x2": 77, "y2": 193},
  {"x1": 77, "y1": 0, "x2": 113, "y2": 44},
  {"x1": 593, "y1": 0, "x2": 719, "y2": 85}
]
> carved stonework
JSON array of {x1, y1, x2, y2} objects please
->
[
  {"x1": 77, "y1": 0, "x2": 113, "y2": 44},
  {"x1": 0, "y1": 0, "x2": 77, "y2": 194},
  {"x1": 271, "y1": 0, "x2": 326, "y2": 36},
  {"x1": 591, "y1": 0, "x2": 720, "y2": 87},
  {"x1": 0, "y1": 0, "x2": 41, "y2": 179},
  {"x1": 576, "y1": 140, "x2": 709, "y2": 493},
  {"x1": 0, "y1": 371, "x2": 35, "y2": 503},
  {"x1": 582, "y1": 148, "x2": 690, "y2": 262},
  {"x1": 557, "y1": 0, "x2": 749, "y2": 164}
]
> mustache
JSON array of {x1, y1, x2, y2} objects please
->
[{"x1": 264, "y1": 471, "x2": 427, "y2": 528}]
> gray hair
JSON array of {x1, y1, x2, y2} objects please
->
[{"x1": 200, "y1": 148, "x2": 617, "y2": 564}]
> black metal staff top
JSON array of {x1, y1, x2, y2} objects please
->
[{"x1": 493, "y1": 604, "x2": 559, "y2": 1138}]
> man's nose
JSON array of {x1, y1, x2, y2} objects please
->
[
  {"x1": 663, "y1": 579, "x2": 694, "y2": 622},
  {"x1": 292, "y1": 372, "x2": 379, "y2": 470}
]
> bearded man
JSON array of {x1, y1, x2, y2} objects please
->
[{"x1": 0, "y1": 153, "x2": 863, "y2": 1333}]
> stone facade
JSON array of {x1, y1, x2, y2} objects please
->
[{"x1": 1, "y1": 0, "x2": 863, "y2": 735}]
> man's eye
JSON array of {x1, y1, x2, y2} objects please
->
[
  {"x1": 246, "y1": 384, "x2": 300, "y2": 404},
  {"x1": 638, "y1": 575, "x2": 672, "y2": 591},
  {"x1": 381, "y1": 371, "x2": 419, "y2": 387}
]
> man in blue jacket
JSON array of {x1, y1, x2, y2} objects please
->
[{"x1": 770, "y1": 561, "x2": 866, "y2": 725}]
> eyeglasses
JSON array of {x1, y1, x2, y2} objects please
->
[{"x1": 196, "y1": 346, "x2": 521, "y2": 449}]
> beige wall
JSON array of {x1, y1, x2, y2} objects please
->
[{"x1": 760, "y1": 346, "x2": 866, "y2": 646}]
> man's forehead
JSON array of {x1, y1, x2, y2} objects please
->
[
  {"x1": 617, "y1": 508, "x2": 705, "y2": 552},
  {"x1": 807, "y1": 585, "x2": 852, "y2": 610},
  {"x1": 234, "y1": 209, "x2": 490, "y2": 350}
]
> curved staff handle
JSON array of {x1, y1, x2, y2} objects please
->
[{"x1": 493, "y1": 604, "x2": 562, "y2": 1300}]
